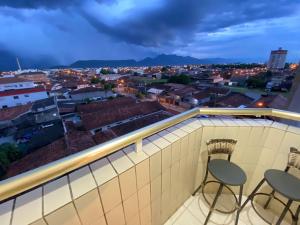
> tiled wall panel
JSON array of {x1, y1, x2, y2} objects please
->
[{"x1": 1, "y1": 118, "x2": 299, "y2": 225}]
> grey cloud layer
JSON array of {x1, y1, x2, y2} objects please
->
[{"x1": 0, "y1": 0, "x2": 299, "y2": 66}]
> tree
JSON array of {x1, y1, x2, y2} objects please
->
[
  {"x1": 265, "y1": 70, "x2": 273, "y2": 79},
  {"x1": 0, "y1": 143, "x2": 22, "y2": 177},
  {"x1": 168, "y1": 74, "x2": 191, "y2": 84},
  {"x1": 100, "y1": 69, "x2": 110, "y2": 75},
  {"x1": 161, "y1": 67, "x2": 168, "y2": 72},
  {"x1": 246, "y1": 77, "x2": 266, "y2": 88},
  {"x1": 136, "y1": 92, "x2": 145, "y2": 99},
  {"x1": 104, "y1": 83, "x2": 113, "y2": 97},
  {"x1": 91, "y1": 77, "x2": 101, "y2": 84}
]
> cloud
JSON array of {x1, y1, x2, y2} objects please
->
[
  {"x1": 0, "y1": 0, "x2": 83, "y2": 9},
  {"x1": 81, "y1": 0, "x2": 300, "y2": 47},
  {"x1": 0, "y1": 0, "x2": 299, "y2": 68}
]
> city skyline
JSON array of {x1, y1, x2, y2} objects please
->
[{"x1": 0, "y1": 0, "x2": 300, "y2": 67}]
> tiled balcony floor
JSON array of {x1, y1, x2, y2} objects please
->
[{"x1": 164, "y1": 194, "x2": 290, "y2": 225}]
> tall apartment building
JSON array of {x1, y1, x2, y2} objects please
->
[{"x1": 267, "y1": 47, "x2": 288, "y2": 70}]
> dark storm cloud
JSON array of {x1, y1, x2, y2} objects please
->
[
  {"x1": 0, "y1": 0, "x2": 81, "y2": 9},
  {"x1": 0, "y1": 0, "x2": 299, "y2": 68},
  {"x1": 82, "y1": 0, "x2": 299, "y2": 47}
]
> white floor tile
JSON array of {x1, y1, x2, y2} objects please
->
[{"x1": 164, "y1": 195, "x2": 289, "y2": 225}]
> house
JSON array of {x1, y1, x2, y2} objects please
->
[
  {"x1": 81, "y1": 101, "x2": 165, "y2": 132},
  {"x1": 0, "y1": 87, "x2": 48, "y2": 108},
  {"x1": 69, "y1": 87, "x2": 113, "y2": 101},
  {"x1": 252, "y1": 94, "x2": 288, "y2": 109},
  {"x1": 205, "y1": 86, "x2": 231, "y2": 97},
  {"x1": 17, "y1": 72, "x2": 49, "y2": 84},
  {"x1": 0, "y1": 77, "x2": 35, "y2": 91},
  {"x1": 192, "y1": 91, "x2": 211, "y2": 105},
  {"x1": 215, "y1": 92, "x2": 254, "y2": 108}
]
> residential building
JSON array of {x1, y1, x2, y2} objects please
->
[
  {"x1": 17, "y1": 71, "x2": 49, "y2": 84},
  {"x1": 0, "y1": 87, "x2": 48, "y2": 108},
  {"x1": 267, "y1": 47, "x2": 288, "y2": 70},
  {"x1": 0, "y1": 77, "x2": 35, "y2": 91},
  {"x1": 69, "y1": 87, "x2": 114, "y2": 101}
]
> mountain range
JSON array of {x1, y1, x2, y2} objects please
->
[
  {"x1": 69, "y1": 54, "x2": 239, "y2": 68},
  {"x1": 0, "y1": 53, "x2": 241, "y2": 71}
]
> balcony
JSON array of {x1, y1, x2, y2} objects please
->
[{"x1": 0, "y1": 108, "x2": 300, "y2": 225}]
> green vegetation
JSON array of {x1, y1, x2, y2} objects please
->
[
  {"x1": 136, "y1": 92, "x2": 145, "y2": 99},
  {"x1": 212, "y1": 63, "x2": 265, "y2": 69},
  {"x1": 246, "y1": 71, "x2": 272, "y2": 88},
  {"x1": 91, "y1": 77, "x2": 101, "y2": 84},
  {"x1": 168, "y1": 74, "x2": 191, "y2": 84},
  {"x1": 100, "y1": 69, "x2": 110, "y2": 74},
  {"x1": 0, "y1": 143, "x2": 22, "y2": 177},
  {"x1": 133, "y1": 77, "x2": 168, "y2": 84}
]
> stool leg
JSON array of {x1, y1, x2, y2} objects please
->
[
  {"x1": 241, "y1": 178, "x2": 265, "y2": 210},
  {"x1": 204, "y1": 183, "x2": 223, "y2": 225},
  {"x1": 263, "y1": 189, "x2": 275, "y2": 209},
  {"x1": 293, "y1": 205, "x2": 300, "y2": 225},
  {"x1": 235, "y1": 185, "x2": 243, "y2": 225},
  {"x1": 276, "y1": 199, "x2": 292, "y2": 225},
  {"x1": 193, "y1": 164, "x2": 209, "y2": 196}
]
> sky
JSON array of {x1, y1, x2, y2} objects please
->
[{"x1": 0, "y1": 0, "x2": 300, "y2": 67}]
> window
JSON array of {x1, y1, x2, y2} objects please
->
[{"x1": 13, "y1": 96, "x2": 19, "y2": 99}]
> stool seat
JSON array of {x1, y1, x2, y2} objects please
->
[
  {"x1": 265, "y1": 169, "x2": 300, "y2": 201},
  {"x1": 208, "y1": 159, "x2": 247, "y2": 186}
]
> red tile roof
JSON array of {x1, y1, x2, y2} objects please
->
[
  {"x1": 70, "y1": 87, "x2": 103, "y2": 95},
  {"x1": 216, "y1": 92, "x2": 254, "y2": 107},
  {"x1": 0, "y1": 104, "x2": 32, "y2": 121},
  {"x1": 0, "y1": 77, "x2": 29, "y2": 84},
  {"x1": 193, "y1": 91, "x2": 211, "y2": 100},
  {"x1": 252, "y1": 94, "x2": 287, "y2": 109},
  {"x1": 206, "y1": 87, "x2": 230, "y2": 95},
  {"x1": 77, "y1": 97, "x2": 136, "y2": 113},
  {"x1": 111, "y1": 112, "x2": 170, "y2": 137},
  {"x1": 93, "y1": 130, "x2": 117, "y2": 144},
  {"x1": 5, "y1": 138, "x2": 67, "y2": 178},
  {"x1": 172, "y1": 87, "x2": 197, "y2": 97},
  {"x1": 66, "y1": 130, "x2": 96, "y2": 153},
  {"x1": 93, "y1": 112, "x2": 171, "y2": 144},
  {"x1": 81, "y1": 101, "x2": 165, "y2": 130},
  {"x1": 0, "y1": 87, "x2": 46, "y2": 97}
]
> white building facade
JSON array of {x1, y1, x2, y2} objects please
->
[
  {"x1": 0, "y1": 88, "x2": 48, "y2": 108},
  {"x1": 0, "y1": 77, "x2": 35, "y2": 91}
]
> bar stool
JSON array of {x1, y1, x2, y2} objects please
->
[
  {"x1": 241, "y1": 147, "x2": 300, "y2": 225},
  {"x1": 193, "y1": 139, "x2": 247, "y2": 225}
]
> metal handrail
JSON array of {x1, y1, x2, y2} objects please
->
[{"x1": 0, "y1": 107, "x2": 299, "y2": 202}]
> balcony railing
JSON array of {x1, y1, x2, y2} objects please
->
[
  {"x1": 1, "y1": 107, "x2": 300, "y2": 225},
  {"x1": 1, "y1": 107, "x2": 300, "y2": 202}
]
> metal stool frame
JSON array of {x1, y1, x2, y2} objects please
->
[
  {"x1": 241, "y1": 147, "x2": 300, "y2": 225},
  {"x1": 193, "y1": 139, "x2": 244, "y2": 225}
]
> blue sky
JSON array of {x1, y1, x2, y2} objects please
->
[{"x1": 0, "y1": 0, "x2": 299, "y2": 66}]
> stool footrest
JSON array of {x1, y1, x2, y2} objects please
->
[{"x1": 202, "y1": 180, "x2": 239, "y2": 214}]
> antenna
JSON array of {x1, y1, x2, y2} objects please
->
[{"x1": 16, "y1": 57, "x2": 22, "y2": 71}]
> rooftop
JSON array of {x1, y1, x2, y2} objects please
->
[
  {"x1": 0, "y1": 86, "x2": 46, "y2": 97},
  {"x1": 81, "y1": 101, "x2": 165, "y2": 130},
  {"x1": 69, "y1": 87, "x2": 104, "y2": 95},
  {"x1": 0, "y1": 108, "x2": 299, "y2": 225},
  {"x1": 0, "y1": 77, "x2": 29, "y2": 84},
  {"x1": 0, "y1": 104, "x2": 32, "y2": 121},
  {"x1": 76, "y1": 97, "x2": 135, "y2": 113},
  {"x1": 216, "y1": 92, "x2": 254, "y2": 108}
]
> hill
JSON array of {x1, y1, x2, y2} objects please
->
[{"x1": 69, "y1": 54, "x2": 237, "y2": 68}]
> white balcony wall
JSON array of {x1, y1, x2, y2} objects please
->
[{"x1": 1, "y1": 118, "x2": 300, "y2": 225}]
